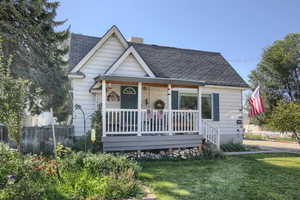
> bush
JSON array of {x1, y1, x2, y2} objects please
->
[
  {"x1": 83, "y1": 153, "x2": 140, "y2": 176},
  {"x1": 0, "y1": 143, "x2": 142, "y2": 200},
  {"x1": 72, "y1": 110, "x2": 103, "y2": 153},
  {"x1": 72, "y1": 131, "x2": 102, "y2": 153},
  {"x1": 0, "y1": 143, "x2": 56, "y2": 200}
]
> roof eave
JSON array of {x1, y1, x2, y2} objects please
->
[{"x1": 95, "y1": 75, "x2": 205, "y2": 86}]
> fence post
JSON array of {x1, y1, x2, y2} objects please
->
[{"x1": 50, "y1": 108, "x2": 57, "y2": 157}]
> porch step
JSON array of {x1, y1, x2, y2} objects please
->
[{"x1": 102, "y1": 135, "x2": 203, "y2": 152}]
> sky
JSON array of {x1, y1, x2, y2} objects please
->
[{"x1": 56, "y1": 0, "x2": 300, "y2": 84}]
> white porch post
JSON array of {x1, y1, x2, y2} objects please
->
[
  {"x1": 137, "y1": 82, "x2": 142, "y2": 136},
  {"x1": 102, "y1": 80, "x2": 106, "y2": 137},
  {"x1": 168, "y1": 84, "x2": 172, "y2": 135},
  {"x1": 198, "y1": 86, "x2": 202, "y2": 135}
]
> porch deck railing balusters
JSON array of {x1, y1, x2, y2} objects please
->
[{"x1": 105, "y1": 109, "x2": 203, "y2": 135}]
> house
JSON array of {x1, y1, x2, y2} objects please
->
[{"x1": 68, "y1": 25, "x2": 248, "y2": 152}]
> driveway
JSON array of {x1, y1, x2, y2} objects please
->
[{"x1": 243, "y1": 139, "x2": 300, "y2": 153}]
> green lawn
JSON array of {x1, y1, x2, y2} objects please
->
[{"x1": 139, "y1": 153, "x2": 300, "y2": 200}]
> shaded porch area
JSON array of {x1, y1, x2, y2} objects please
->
[{"x1": 93, "y1": 75, "x2": 220, "y2": 151}]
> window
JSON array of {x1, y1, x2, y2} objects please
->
[
  {"x1": 178, "y1": 92, "x2": 212, "y2": 119},
  {"x1": 179, "y1": 93, "x2": 197, "y2": 110},
  {"x1": 122, "y1": 87, "x2": 136, "y2": 95},
  {"x1": 202, "y1": 94, "x2": 212, "y2": 119}
]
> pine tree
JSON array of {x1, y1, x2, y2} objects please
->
[{"x1": 0, "y1": 0, "x2": 69, "y2": 117}]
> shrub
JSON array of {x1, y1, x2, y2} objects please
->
[
  {"x1": 202, "y1": 143, "x2": 225, "y2": 159},
  {"x1": 72, "y1": 131, "x2": 102, "y2": 153},
  {"x1": 82, "y1": 153, "x2": 140, "y2": 176},
  {"x1": 0, "y1": 143, "x2": 142, "y2": 200},
  {"x1": 0, "y1": 143, "x2": 23, "y2": 188},
  {"x1": 268, "y1": 102, "x2": 300, "y2": 145},
  {"x1": 72, "y1": 110, "x2": 103, "y2": 153},
  {"x1": 0, "y1": 143, "x2": 55, "y2": 200}
]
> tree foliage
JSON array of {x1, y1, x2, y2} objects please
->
[
  {"x1": 0, "y1": 0, "x2": 70, "y2": 118},
  {"x1": 268, "y1": 102, "x2": 300, "y2": 145},
  {"x1": 249, "y1": 33, "x2": 300, "y2": 124},
  {"x1": 0, "y1": 41, "x2": 38, "y2": 150}
]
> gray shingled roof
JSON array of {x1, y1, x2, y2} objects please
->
[{"x1": 69, "y1": 33, "x2": 248, "y2": 88}]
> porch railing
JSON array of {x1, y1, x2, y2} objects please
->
[
  {"x1": 202, "y1": 120, "x2": 220, "y2": 149},
  {"x1": 105, "y1": 109, "x2": 199, "y2": 135},
  {"x1": 104, "y1": 108, "x2": 220, "y2": 149}
]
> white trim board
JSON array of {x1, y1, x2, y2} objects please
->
[
  {"x1": 105, "y1": 46, "x2": 155, "y2": 78},
  {"x1": 70, "y1": 25, "x2": 128, "y2": 73}
]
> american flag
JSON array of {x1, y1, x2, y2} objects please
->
[{"x1": 248, "y1": 86, "x2": 265, "y2": 117}]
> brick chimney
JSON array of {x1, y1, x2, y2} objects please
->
[{"x1": 130, "y1": 36, "x2": 144, "y2": 43}]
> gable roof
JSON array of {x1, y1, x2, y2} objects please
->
[
  {"x1": 68, "y1": 32, "x2": 248, "y2": 88},
  {"x1": 105, "y1": 46, "x2": 155, "y2": 77},
  {"x1": 69, "y1": 25, "x2": 128, "y2": 73}
]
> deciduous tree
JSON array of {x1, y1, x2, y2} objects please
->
[
  {"x1": 249, "y1": 33, "x2": 300, "y2": 124},
  {"x1": 0, "y1": 41, "x2": 38, "y2": 150},
  {"x1": 268, "y1": 102, "x2": 300, "y2": 145}
]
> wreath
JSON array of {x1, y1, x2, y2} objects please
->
[{"x1": 153, "y1": 99, "x2": 165, "y2": 110}]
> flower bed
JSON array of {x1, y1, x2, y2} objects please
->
[{"x1": 0, "y1": 143, "x2": 143, "y2": 200}]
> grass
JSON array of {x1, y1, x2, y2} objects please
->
[
  {"x1": 139, "y1": 153, "x2": 300, "y2": 200},
  {"x1": 220, "y1": 143, "x2": 260, "y2": 152},
  {"x1": 244, "y1": 133, "x2": 296, "y2": 143}
]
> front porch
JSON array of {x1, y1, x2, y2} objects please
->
[{"x1": 96, "y1": 77, "x2": 220, "y2": 151}]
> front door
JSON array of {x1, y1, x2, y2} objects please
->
[{"x1": 121, "y1": 86, "x2": 138, "y2": 109}]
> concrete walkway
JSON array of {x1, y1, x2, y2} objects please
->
[
  {"x1": 243, "y1": 139, "x2": 300, "y2": 152},
  {"x1": 224, "y1": 139, "x2": 300, "y2": 155}
]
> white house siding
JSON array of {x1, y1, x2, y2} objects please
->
[
  {"x1": 112, "y1": 55, "x2": 148, "y2": 77},
  {"x1": 72, "y1": 35, "x2": 125, "y2": 136},
  {"x1": 202, "y1": 86, "x2": 244, "y2": 144},
  {"x1": 142, "y1": 86, "x2": 169, "y2": 109}
]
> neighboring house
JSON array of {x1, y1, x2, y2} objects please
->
[
  {"x1": 68, "y1": 25, "x2": 248, "y2": 151},
  {"x1": 23, "y1": 111, "x2": 56, "y2": 127}
]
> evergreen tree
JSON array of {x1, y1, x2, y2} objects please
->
[{"x1": 0, "y1": 0, "x2": 69, "y2": 117}]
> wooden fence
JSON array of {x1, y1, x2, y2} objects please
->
[{"x1": 21, "y1": 126, "x2": 74, "y2": 153}]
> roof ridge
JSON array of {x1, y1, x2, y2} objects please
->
[
  {"x1": 129, "y1": 42, "x2": 221, "y2": 55},
  {"x1": 71, "y1": 32, "x2": 100, "y2": 39},
  {"x1": 71, "y1": 32, "x2": 220, "y2": 55}
]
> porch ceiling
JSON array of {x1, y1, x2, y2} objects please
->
[{"x1": 94, "y1": 75, "x2": 205, "y2": 88}]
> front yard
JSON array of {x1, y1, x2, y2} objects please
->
[{"x1": 140, "y1": 153, "x2": 300, "y2": 200}]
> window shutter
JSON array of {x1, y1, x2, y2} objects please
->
[
  {"x1": 171, "y1": 91, "x2": 178, "y2": 109},
  {"x1": 213, "y1": 93, "x2": 220, "y2": 121}
]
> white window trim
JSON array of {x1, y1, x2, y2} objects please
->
[
  {"x1": 105, "y1": 46, "x2": 155, "y2": 78},
  {"x1": 178, "y1": 92, "x2": 213, "y2": 120}
]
